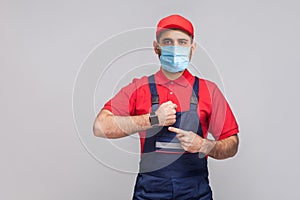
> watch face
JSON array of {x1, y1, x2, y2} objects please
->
[{"x1": 150, "y1": 114, "x2": 159, "y2": 126}]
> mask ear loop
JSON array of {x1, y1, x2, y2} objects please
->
[{"x1": 189, "y1": 47, "x2": 192, "y2": 61}]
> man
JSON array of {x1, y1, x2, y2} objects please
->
[{"x1": 93, "y1": 14, "x2": 239, "y2": 200}]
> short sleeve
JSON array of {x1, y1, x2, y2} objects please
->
[
  {"x1": 102, "y1": 79, "x2": 138, "y2": 116},
  {"x1": 207, "y1": 82, "x2": 239, "y2": 140}
]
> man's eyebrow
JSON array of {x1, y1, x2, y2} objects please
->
[{"x1": 162, "y1": 38, "x2": 173, "y2": 41}]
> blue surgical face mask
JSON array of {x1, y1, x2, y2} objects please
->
[{"x1": 159, "y1": 45, "x2": 191, "y2": 73}]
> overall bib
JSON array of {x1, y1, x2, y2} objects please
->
[{"x1": 133, "y1": 75, "x2": 212, "y2": 200}]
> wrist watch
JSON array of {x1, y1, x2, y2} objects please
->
[{"x1": 149, "y1": 112, "x2": 159, "y2": 126}]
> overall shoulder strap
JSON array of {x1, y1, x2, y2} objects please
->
[
  {"x1": 148, "y1": 75, "x2": 159, "y2": 110},
  {"x1": 190, "y1": 76, "x2": 199, "y2": 110}
]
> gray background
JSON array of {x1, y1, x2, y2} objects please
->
[{"x1": 1, "y1": 0, "x2": 300, "y2": 199}]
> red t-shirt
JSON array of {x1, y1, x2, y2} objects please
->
[{"x1": 103, "y1": 69, "x2": 239, "y2": 152}]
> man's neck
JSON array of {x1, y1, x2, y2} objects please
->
[{"x1": 161, "y1": 68, "x2": 184, "y2": 80}]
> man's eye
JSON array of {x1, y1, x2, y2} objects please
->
[
  {"x1": 163, "y1": 40, "x2": 172, "y2": 45},
  {"x1": 179, "y1": 41, "x2": 187, "y2": 45}
]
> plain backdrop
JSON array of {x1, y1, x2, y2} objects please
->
[{"x1": 1, "y1": 0, "x2": 300, "y2": 199}]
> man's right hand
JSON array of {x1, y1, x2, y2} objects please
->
[{"x1": 155, "y1": 101, "x2": 177, "y2": 126}]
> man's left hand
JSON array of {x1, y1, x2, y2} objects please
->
[{"x1": 168, "y1": 127, "x2": 215, "y2": 154}]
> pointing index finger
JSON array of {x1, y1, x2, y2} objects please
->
[{"x1": 168, "y1": 127, "x2": 186, "y2": 135}]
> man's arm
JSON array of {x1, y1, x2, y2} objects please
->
[
  {"x1": 94, "y1": 101, "x2": 177, "y2": 139},
  {"x1": 207, "y1": 134, "x2": 239, "y2": 159},
  {"x1": 93, "y1": 109, "x2": 151, "y2": 138},
  {"x1": 168, "y1": 127, "x2": 239, "y2": 159}
]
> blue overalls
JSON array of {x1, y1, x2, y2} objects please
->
[{"x1": 133, "y1": 75, "x2": 213, "y2": 200}]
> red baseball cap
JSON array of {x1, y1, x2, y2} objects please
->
[{"x1": 156, "y1": 14, "x2": 194, "y2": 39}]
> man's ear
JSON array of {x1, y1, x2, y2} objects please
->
[
  {"x1": 190, "y1": 41, "x2": 196, "y2": 59},
  {"x1": 191, "y1": 41, "x2": 196, "y2": 55},
  {"x1": 153, "y1": 41, "x2": 160, "y2": 55}
]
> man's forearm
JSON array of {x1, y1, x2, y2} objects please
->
[
  {"x1": 205, "y1": 135, "x2": 239, "y2": 159},
  {"x1": 93, "y1": 109, "x2": 151, "y2": 138}
]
